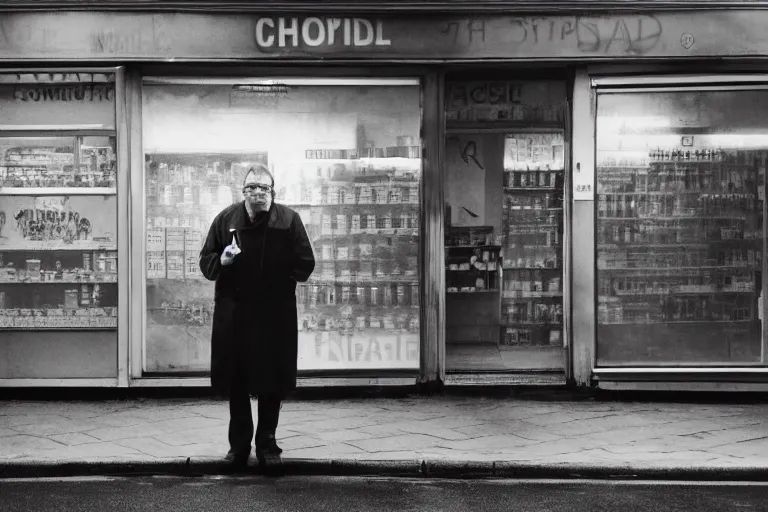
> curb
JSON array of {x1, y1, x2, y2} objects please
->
[{"x1": 1, "y1": 458, "x2": 767, "y2": 481}]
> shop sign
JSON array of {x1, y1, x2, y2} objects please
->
[
  {"x1": 255, "y1": 17, "x2": 391, "y2": 49},
  {"x1": 3, "y1": 11, "x2": 768, "y2": 60}
]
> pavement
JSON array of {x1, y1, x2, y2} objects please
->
[{"x1": 1, "y1": 393, "x2": 768, "y2": 480}]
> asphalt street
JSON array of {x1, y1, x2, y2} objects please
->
[{"x1": 1, "y1": 476, "x2": 767, "y2": 512}]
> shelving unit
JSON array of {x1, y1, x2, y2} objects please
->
[
  {"x1": 500, "y1": 132, "x2": 566, "y2": 348},
  {"x1": 596, "y1": 145, "x2": 765, "y2": 363},
  {"x1": 287, "y1": 147, "x2": 421, "y2": 336},
  {"x1": 142, "y1": 143, "x2": 423, "y2": 337},
  {"x1": 143, "y1": 153, "x2": 266, "y2": 330},
  {"x1": 444, "y1": 227, "x2": 502, "y2": 345}
]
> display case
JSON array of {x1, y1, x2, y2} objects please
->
[
  {"x1": 595, "y1": 88, "x2": 767, "y2": 365},
  {"x1": 0, "y1": 135, "x2": 118, "y2": 331}
]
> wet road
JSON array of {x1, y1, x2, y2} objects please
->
[{"x1": 2, "y1": 475, "x2": 767, "y2": 511}]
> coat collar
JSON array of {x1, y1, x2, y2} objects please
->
[{"x1": 229, "y1": 201, "x2": 278, "y2": 230}]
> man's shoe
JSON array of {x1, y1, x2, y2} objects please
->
[
  {"x1": 255, "y1": 434, "x2": 283, "y2": 465},
  {"x1": 224, "y1": 448, "x2": 250, "y2": 467}
]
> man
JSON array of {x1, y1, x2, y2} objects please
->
[{"x1": 199, "y1": 165, "x2": 315, "y2": 467}]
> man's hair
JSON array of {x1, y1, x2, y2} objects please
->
[{"x1": 243, "y1": 164, "x2": 275, "y2": 188}]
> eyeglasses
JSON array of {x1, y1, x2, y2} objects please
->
[{"x1": 243, "y1": 184, "x2": 272, "y2": 194}]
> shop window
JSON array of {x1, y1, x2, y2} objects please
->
[
  {"x1": 0, "y1": 72, "x2": 120, "y2": 379},
  {"x1": 595, "y1": 86, "x2": 768, "y2": 366},
  {"x1": 142, "y1": 78, "x2": 421, "y2": 372}
]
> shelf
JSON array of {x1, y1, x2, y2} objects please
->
[
  {"x1": 0, "y1": 241, "x2": 117, "y2": 252},
  {"x1": 446, "y1": 121, "x2": 565, "y2": 131},
  {"x1": 503, "y1": 266, "x2": 561, "y2": 271},
  {"x1": 291, "y1": 202, "x2": 420, "y2": 208},
  {"x1": 600, "y1": 216, "x2": 748, "y2": 221},
  {"x1": 599, "y1": 265, "x2": 756, "y2": 272},
  {"x1": 445, "y1": 245, "x2": 502, "y2": 249},
  {"x1": 316, "y1": 257, "x2": 418, "y2": 263},
  {"x1": 303, "y1": 156, "x2": 420, "y2": 162},
  {"x1": 598, "y1": 241, "x2": 760, "y2": 249},
  {"x1": 504, "y1": 322, "x2": 563, "y2": 327},
  {"x1": 447, "y1": 290, "x2": 500, "y2": 294},
  {"x1": 599, "y1": 191, "x2": 757, "y2": 197},
  {"x1": 0, "y1": 324, "x2": 116, "y2": 330},
  {"x1": 296, "y1": 305, "x2": 417, "y2": 311},
  {"x1": 447, "y1": 268, "x2": 499, "y2": 272},
  {"x1": 502, "y1": 291, "x2": 563, "y2": 299},
  {"x1": 506, "y1": 207, "x2": 563, "y2": 212},
  {"x1": 600, "y1": 319, "x2": 754, "y2": 326},
  {"x1": 0, "y1": 187, "x2": 116, "y2": 196},
  {"x1": 504, "y1": 244, "x2": 562, "y2": 249},
  {"x1": 0, "y1": 123, "x2": 115, "y2": 132},
  {"x1": 307, "y1": 277, "x2": 418, "y2": 284},
  {"x1": 0, "y1": 275, "x2": 118, "y2": 284},
  {"x1": 0, "y1": 309, "x2": 117, "y2": 330},
  {"x1": 647, "y1": 160, "x2": 752, "y2": 166},
  {"x1": 504, "y1": 187, "x2": 559, "y2": 192},
  {"x1": 313, "y1": 230, "x2": 418, "y2": 239},
  {"x1": 610, "y1": 289, "x2": 755, "y2": 296}
]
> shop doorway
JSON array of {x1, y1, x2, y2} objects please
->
[{"x1": 443, "y1": 77, "x2": 570, "y2": 376}]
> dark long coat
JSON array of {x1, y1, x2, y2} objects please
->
[{"x1": 199, "y1": 201, "x2": 315, "y2": 397}]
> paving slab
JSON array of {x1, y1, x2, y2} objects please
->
[{"x1": 0, "y1": 396, "x2": 767, "y2": 479}]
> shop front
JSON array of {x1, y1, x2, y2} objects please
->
[{"x1": 1, "y1": 3, "x2": 768, "y2": 390}]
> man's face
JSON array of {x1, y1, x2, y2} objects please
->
[{"x1": 242, "y1": 172, "x2": 273, "y2": 213}]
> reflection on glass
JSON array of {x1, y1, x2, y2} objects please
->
[
  {"x1": 142, "y1": 81, "x2": 422, "y2": 372},
  {"x1": 143, "y1": 153, "x2": 266, "y2": 371},
  {"x1": 80, "y1": 136, "x2": 117, "y2": 189},
  {"x1": 0, "y1": 136, "x2": 116, "y2": 189},
  {"x1": 596, "y1": 90, "x2": 766, "y2": 365},
  {"x1": 285, "y1": 151, "x2": 421, "y2": 370}
]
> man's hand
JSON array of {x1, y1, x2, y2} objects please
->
[
  {"x1": 220, "y1": 245, "x2": 237, "y2": 266},
  {"x1": 220, "y1": 235, "x2": 241, "y2": 266}
]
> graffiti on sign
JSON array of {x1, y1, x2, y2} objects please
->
[
  {"x1": 438, "y1": 19, "x2": 488, "y2": 45},
  {"x1": 0, "y1": 20, "x2": 55, "y2": 51},
  {"x1": 440, "y1": 15, "x2": 663, "y2": 55},
  {"x1": 509, "y1": 16, "x2": 663, "y2": 54},
  {"x1": 90, "y1": 28, "x2": 171, "y2": 54}
]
